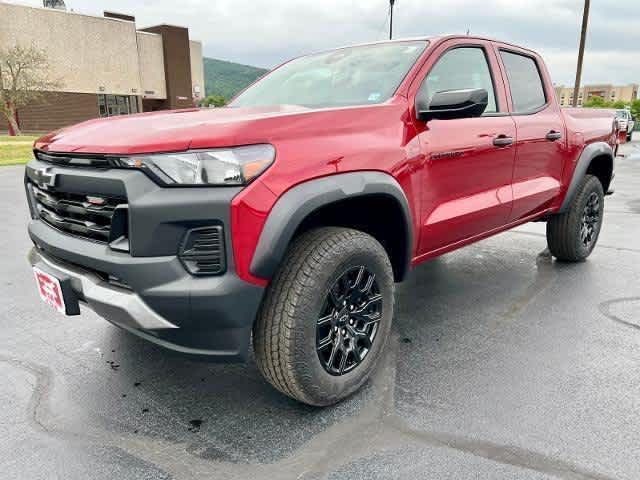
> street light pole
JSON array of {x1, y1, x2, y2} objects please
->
[
  {"x1": 572, "y1": 0, "x2": 590, "y2": 107},
  {"x1": 389, "y1": 0, "x2": 396, "y2": 40}
]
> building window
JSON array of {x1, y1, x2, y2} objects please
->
[
  {"x1": 117, "y1": 96, "x2": 127, "y2": 115},
  {"x1": 98, "y1": 94, "x2": 140, "y2": 117},
  {"x1": 107, "y1": 95, "x2": 117, "y2": 116},
  {"x1": 129, "y1": 96, "x2": 138, "y2": 114},
  {"x1": 98, "y1": 95, "x2": 107, "y2": 117}
]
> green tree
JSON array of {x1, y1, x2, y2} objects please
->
[
  {"x1": 583, "y1": 95, "x2": 608, "y2": 108},
  {"x1": 0, "y1": 45, "x2": 62, "y2": 135},
  {"x1": 582, "y1": 95, "x2": 632, "y2": 112},
  {"x1": 630, "y1": 99, "x2": 640, "y2": 123},
  {"x1": 202, "y1": 94, "x2": 227, "y2": 108},
  {"x1": 610, "y1": 100, "x2": 629, "y2": 110}
]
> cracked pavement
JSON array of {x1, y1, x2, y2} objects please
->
[{"x1": 1, "y1": 139, "x2": 639, "y2": 479}]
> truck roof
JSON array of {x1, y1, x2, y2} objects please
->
[{"x1": 332, "y1": 35, "x2": 540, "y2": 56}]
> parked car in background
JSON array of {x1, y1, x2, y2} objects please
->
[
  {"x1": 24, "y1": 36, "x2": 617, "y2": 406},
  {"x1": 614, "y1": 109, "x2": 635, "y2": 141}
]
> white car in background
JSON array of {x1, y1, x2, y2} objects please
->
[{"x1": 615, "y1": 109, "x2": 635, "y2": 141}]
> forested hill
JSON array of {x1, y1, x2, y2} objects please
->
[{"x1": 204, "y1": 57, "x2": 268, "y2": 99}]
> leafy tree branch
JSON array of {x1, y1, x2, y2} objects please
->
[{"x1": 0, "y1": 45, "x2": 63, "y2": 135}]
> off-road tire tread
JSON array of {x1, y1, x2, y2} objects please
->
[
  {"x1": 547, "y1": 174, "x2": 604, "y2": 262},
  {"x1": 253, "y1": 227, "x2": 392, "y2": 405}
]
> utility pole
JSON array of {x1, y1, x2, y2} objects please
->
[
  {"x1": 572, "y1": 0, "x2": 590, "y2": 107},
  {"x1": 389, "y1": 0, "x2": 396, "y2": 40}
]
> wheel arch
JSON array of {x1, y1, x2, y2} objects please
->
[
  {"x1": 250, "y1": 172, "x2": 414, "y2": 282},
  {"x1": 559, "y1": 142, "x2": 613, "y2": 213}
]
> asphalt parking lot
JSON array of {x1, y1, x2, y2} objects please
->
[{"x1": 1, "y1": 139, "x2": 639, "y2": 480}]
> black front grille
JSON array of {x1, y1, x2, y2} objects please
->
[
  {"x1": 30, "y1": 183, "x2": 127, "y2": 243},
  {"x1": 178, "y1": 226, "x2": 226, "y2": 276},
  {"x1": 35, "y1": 151, "x2": 113, "y2": 168}
]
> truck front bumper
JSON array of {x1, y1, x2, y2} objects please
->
[
  {"x1": 28, "y1": 238, "x2": 264, "y2": 361},
  {"x1": 29, "y1": 246, "x2": 177, "y2": 330}
]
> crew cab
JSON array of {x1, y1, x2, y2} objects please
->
[{"x1": 24, "y1": 36, "x2": 616, "y2": 406}]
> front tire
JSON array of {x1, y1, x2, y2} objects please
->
[
  {"x1": 253, "y1": 227, "x2": 394, "y2": 406},
  {"x1": 546, "y1": 174, "x2": 604, "y2": 262}
]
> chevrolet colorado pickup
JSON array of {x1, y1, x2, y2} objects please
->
[{"x1": 25, "y1": 36, "x2": 616, "y2": 406}]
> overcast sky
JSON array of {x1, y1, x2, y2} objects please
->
[{"x1": 11, "y1": 0, "x2": 640, "y2": 86}]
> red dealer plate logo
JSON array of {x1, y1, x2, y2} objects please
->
[{"x1": 33, "y1": 267, "x2": 66, "y2": 314}]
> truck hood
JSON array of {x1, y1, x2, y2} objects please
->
[{"x1": 35, "y1": 104, "x2": 382, "y2": 155}]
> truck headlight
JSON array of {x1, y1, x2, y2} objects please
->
[{"x1": 119, "y1": 144, "x2": 275, "y2": 186}]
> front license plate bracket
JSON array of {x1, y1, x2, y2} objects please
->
[{"x1": 33, "y1": 263, "x2": 81, "y2": 316}]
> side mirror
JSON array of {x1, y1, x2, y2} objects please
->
[{"x1": 417, "y1": 88, "x2": 489, "y2": 121}]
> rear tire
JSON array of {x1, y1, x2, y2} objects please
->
[
  {"x1": 253, "y1": 227, "x2": 394, "y2": 406},
  {"x1": 546, "y1": 174, "x2": 604, "y2": 262}
]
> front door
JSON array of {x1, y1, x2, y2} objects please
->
[{"x1": 412, "y1": 43, "x2": 517, "y2": 255}]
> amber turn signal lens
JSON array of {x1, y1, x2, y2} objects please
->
[{"x1": 242, "y1": 159, "x2": 271, "y2": 181}]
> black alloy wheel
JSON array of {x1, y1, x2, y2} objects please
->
[
  {"x1": 546, "y1": 174, "x2": 604, "y2": 262},
  {"x1": 316, "y1": 266, "x2": 382, "y2": 376},
  {"x1": 580, "y1": 191, "x2": 601, "y2": 249}
]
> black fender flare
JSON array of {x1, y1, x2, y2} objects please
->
[
  {"x1": 558, "y1": 141, "x2": 614, "y2": 213},
  {"x1": 250, "y1": 171, "x2": 414, "y2": 280}
]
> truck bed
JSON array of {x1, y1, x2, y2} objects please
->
[{"x1": 562, "y1": 108, "x2": 617, "y2": 144}]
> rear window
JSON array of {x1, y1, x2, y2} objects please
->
[{"x1": 500, "y1": 51, "x2": 547, "y2": 113}]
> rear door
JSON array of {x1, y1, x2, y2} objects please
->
[
  {"x1": 410, "y1": 40, "x2": 517, "y2": 256},
  {"x1": 497, "y1": 47, "x2": 567, "y2": 221}
]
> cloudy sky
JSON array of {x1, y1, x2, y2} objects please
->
[{"x1": 11, "y1": 0, "x2": 640, "y2": 86}]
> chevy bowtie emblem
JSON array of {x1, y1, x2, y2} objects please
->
[{"x1": 32, "y1": 166, "x2": 56, "y2": 189}]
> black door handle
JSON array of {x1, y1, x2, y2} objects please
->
[
  {"x1": 493, "y1": 135, "x2": 514, "y2": 147},
  {"x1": 546, "y1": 130, "x2": 562, "y2": 141}
]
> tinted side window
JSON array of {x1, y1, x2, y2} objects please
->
[
  {"x1": 500, "y1": 51, "x2": 546, "y2": 113},
  {"x1": 419, "y1": 47, "x2": 497, "y2": 114}
]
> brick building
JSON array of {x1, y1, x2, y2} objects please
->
[
  {"x1": 1, "y1": 2, "x2": 205, "y2": 133},
  {"x1": 554, "y1": 84, "x2": 639, "y2": 107}
]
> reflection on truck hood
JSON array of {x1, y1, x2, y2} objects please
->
[{"x1": 35, "y1": 105, "x2": 321, "y2": 155}]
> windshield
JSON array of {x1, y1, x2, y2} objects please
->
[{"x1": 230, "y1": 41, "x2": 428, "y2": 109}]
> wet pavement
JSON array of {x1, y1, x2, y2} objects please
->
[{"x1": 1, "y1": 139, "x2": 639, "y2": 479}]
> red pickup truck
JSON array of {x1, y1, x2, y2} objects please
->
[{"x1": 25, "y1": 36, "x2": 616, "y2": 406}]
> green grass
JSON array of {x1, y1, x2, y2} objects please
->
[{"x1": 0, "y1": 135, "x2": 37, "y2": 166}]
